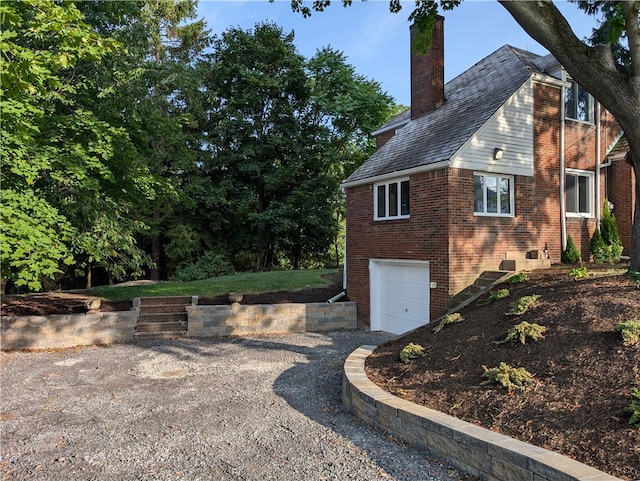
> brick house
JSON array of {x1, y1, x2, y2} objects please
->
[{"x1": 341, "y1": 16, "x2": 634, "y2": 334}]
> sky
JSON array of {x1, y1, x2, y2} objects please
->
[{"x1": 197, "y1": 1, "x2": 599, "y2": 106}]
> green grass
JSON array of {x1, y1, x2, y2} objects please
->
[{"x1": 88, "y1": 269, "x2": 339, "y2": 301}]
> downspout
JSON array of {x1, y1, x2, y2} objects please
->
[
  {"x1": 342, "y1": 187, "x2": 347, "y2": 291},
  {"x1": 595, "y1": 102, "x2": 601, "y2": 228},
  {"x1": 560, "y1": 82, "x2": 567, "y2": 250}
]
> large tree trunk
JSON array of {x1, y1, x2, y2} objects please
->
[{"x1": 499, "y1": 0, "x2": 640, "y2": 271}]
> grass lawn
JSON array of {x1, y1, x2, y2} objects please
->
[{"x1": 88, "y1": 269, "x2": 340, "y2": 300}]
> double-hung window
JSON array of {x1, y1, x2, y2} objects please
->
[
  {"x1": 565, "y1": 79, "x2": 594, "y2": 123},
  {"x1": 474, "y1": 173, "x2": 514, "y2": 216},
  {"x1": 374, "y1": 178, "x2": 410, "y2": 220},
  {"x1": 565, "y1": 169, "x2": 593, "y2": 217}
]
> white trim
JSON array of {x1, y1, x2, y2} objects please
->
[
  {"x1": 565, "y1": 168, "x2": 595, "y2": 218},
  {"x1": 473, "y1": 172, "x2": 515, "y2": 217},
  {"x1": 531, "y1": 72, "x2": 570, "y2": 89},
  {"x1": 341, "y1": 161, "x2": 449, "y2": 189},
  {"x1": 374, "y1": 177, "x2": 410, "y2": 221},
  {"x1": 371, "y1": 118, "x2": 410, "y2": 137}
]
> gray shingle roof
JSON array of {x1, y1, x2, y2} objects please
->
[{"x1": 344, "y1": 45, "x2": 548, "y2": 185}]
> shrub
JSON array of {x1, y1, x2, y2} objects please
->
[
  {"x1": 399, "y1": 343, "x2": 426, "y2": 363},
  {"x1": 479, "y1": 288, "x2": 510, "y2": 307},
  {"x1": 591, "y1": 202, "x2": 623, "y2": 263},
  {"x1": 171, "y1": 252, "x2": 235, "y2": 282},
  {"x1": 615, "y1": 319, "x2": 640, "y2": 346},
  {"x1": 507, "y1": 273, "x2": 528, "y2": 284},
  {"x1": 505, "y1": 294, "x2": 540, "y2": 316},
  {"x1": 496, "y1": 321, "x2": 546, "y2": 345},
  {"x1": 568, "y1": 266, "x2": 588, "y2": 280},
  {"x1": 433, "y1": 312, "x2": 464, "y2": 333},
  {"x1": 481, "y1": 362, "x2": 534, "y2": 391},
  {"x1": 561, "y1": 235, "x2": 581, "y2": 264},
  {"x1": 625, "y1": 387, "x2": 640, "y2": 428}
]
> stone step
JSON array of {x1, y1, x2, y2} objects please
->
[
  {"x1": 138, "y1": 296, "x2": 192, "y2": 307},
  {"x1": 135, "y1": 321, "x2": 187, "y2": 333},
  {"x1": 138, "y1": 312, "x2": 188, "y2": 323},
  {"x1": 499, "y1": 258, "x2": 551, "y2": 271},
  {"x1": 138, "y1": 304, "x2": 188, "y2": 314},
  {"x1": 133, "y1": 331, "x2": 187, "y2": 341}
]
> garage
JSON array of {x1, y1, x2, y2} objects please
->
[{"x1": 369, "y1": 260, "x2": 430, "y2": 335}]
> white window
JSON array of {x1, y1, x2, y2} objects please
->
[
  {"x1": 374, "y1": 178, "x2": 410, "y2": 220},
  {"x1": 565, "y1": 80, "x2": 594, "y2": 123},
  {"x1": 565, "y1": 169, "x2": 593, "y2": 217},
  {"x1": 474, "y1": 173, "x2": 514, "y2": 216}
]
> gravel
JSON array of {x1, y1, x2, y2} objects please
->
[{"x1": 1, "y1": 331, "x2": 474, "y2": 481}]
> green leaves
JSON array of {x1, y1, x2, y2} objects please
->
[{"x1": 1, "y1": 189, "x2": 75, "y2": 290}]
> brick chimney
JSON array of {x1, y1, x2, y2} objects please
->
[{"x1": 410, "y1": 15, "x2": 444, "y2": 120}]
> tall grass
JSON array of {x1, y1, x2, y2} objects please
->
[{"x1": 88, "y1": 269, "x2": 340, "y2": 300}]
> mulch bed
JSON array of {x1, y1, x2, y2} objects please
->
[{"x1": 365, "y1": 266, "x2": 640, "y2": 480}]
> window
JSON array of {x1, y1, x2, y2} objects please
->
[
  {"x1": 474, "y1": 173, "x2": 514, "y2": 216},
  {"x1": 565, "y1": 169, "x2": 593, "y2": 216},
  {"x1": 565, "y1": 80, "x2": 593, "y2": 123},
  {"x1": 374, "y1": 178, "x2": 409, "y2": 220}
]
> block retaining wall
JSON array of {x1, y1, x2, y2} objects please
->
[
  {"x1": 187, "y1": 302, "x2": 357, "y2": 338},
  {"x1": 1, "y1": 301, "x2": 357, "y2": 350},
  {"x1": 342, "y1": 345, "x2": 621, "y2": 481},
  {"x1": 1, "y1": 311, "x2": 138, "y2": 350}
]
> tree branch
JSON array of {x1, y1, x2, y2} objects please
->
[{"x1": 621, "y1": 0, "x2": 640, "y2": 78}]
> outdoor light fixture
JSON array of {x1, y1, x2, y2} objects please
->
[{"x1": 493, "y1": 148, "x2": 504, "y2": 160}]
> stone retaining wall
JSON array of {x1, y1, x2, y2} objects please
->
[
  {"x1": 1, "y1": 301, "x2": 357, "y2": 350},
  {"x1": 1, "y1": 311, "x2": 137, "y2": 350},
  {"x1": 342, "y1": 345, "x2": 621, "y2": 481},
  {"x1": 187, "y1": 302, "x2": 357, "y2": 337}
]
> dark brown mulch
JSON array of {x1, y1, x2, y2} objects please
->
[
  {"x1": 365, "y1": 266, "x2": 640, "y2": 480},
  {"x1": 0, "y1": 273, "x2": 345, "y2": 317}
]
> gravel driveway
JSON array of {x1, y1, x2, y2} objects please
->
[{"x1": 1, "y1": 331, "x2": 473, "y2": 481}]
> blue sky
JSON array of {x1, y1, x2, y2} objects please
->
[{"x1": 197, "y1": 1, "x2": 598, "y2": 105}]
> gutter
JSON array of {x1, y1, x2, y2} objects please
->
[{"x1": 341, "y1": 160, "x2": 450, "y2": 190}]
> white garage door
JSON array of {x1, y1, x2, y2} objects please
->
[{"x1": 370, "y1": 260, "x2": 430, "y2": 335}]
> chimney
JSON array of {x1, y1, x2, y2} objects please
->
[{"x1": 410, "y1": 15, "x2": 444, "y2": 120}]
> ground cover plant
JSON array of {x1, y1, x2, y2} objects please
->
[{"x1": 365, "y1": 265, "x2": 640, "y2": 480}]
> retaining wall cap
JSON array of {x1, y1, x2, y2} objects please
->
[{"x1": 343, "y1": 345, "x2": 622, "y2": 481}]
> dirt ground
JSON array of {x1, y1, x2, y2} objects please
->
[
  {"x1": 0, "y1": 273, "x2": 345, "y2": 317},
  {"x1": 365, "y1": 265, "x2": 640, "y2": 480}
]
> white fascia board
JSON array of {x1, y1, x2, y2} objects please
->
[
  {"x1": 532, "y1": 72, "x2": 571, "y2": 89},
  {"x1": 341, "y1": 160, "x2": 450, "y2": 190},
  {"x1": 606, "y1": 130, "x2": 626, "y2": 157},
  {"x1": 371, "y1": 119, "x2": 410, "y2": 137}
]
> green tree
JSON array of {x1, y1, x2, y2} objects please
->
[
  {"x1": 76, "y1": 0, "x2": 211, "y2": 282},
  {"x1": 200, "y1": 23, "x2": 393, "y2": 269},
  {"x1": 291, "y1": 0, "x2": 640, "y2": 272},
  {"x1": 0, "y1": 0, "x2": 128, "y2": 290}
]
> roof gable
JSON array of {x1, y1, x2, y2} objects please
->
[{"x1": 343, "y1": 45, "x2": 545, "y2": 186}]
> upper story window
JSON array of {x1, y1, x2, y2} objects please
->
[
  {"x1": 565, "y1": 169, "x2": 593, "y2": 217},
  {"x1": 374, "y1": 178, "x2": 409, "y2": 220},
  {"x1": 474, "y1": 173, "x2": 514, "y2": 216},
  {"x1": 565, "y1": 79, "x2": 594, "y2": 123}
]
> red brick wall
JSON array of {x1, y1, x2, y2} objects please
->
[
  {"x1": 345, "y1": 172, "x2": 450, "y2": 327},
  {"x1": 609, "y1": 157, "x2": 636, "y2": 255},
  {"x1": 410, "y1": 16, "x2": 444, "y2": 120}
]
